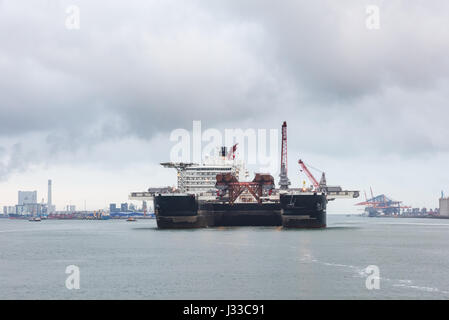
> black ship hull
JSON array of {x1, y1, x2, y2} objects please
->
[
  {"x1": 200, "y1": 202, "x2": 282, "y2": 226},
  {"x1": 280, "y1": 193, "x2": 327, "y2": 228},
  {"x1": 154, "y1": 194, "x2": 206, "y2": 228},
  {"x1": 154, "y1": 193, "x2": 326, "y2": 229}
]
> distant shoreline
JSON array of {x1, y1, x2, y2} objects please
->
[{"x1": 361, "y1": 215, "x2": 449, "y2": 220}]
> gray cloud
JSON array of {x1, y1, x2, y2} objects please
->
[
  {"x1": 0, "y1": 0, "x2": 448, "y2": 183},
  {"x1": 203, "y1": 0, "x2": 449, "y2": 98}
]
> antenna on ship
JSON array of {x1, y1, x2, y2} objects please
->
[{"x1": 227, "y1": 143, "x2": 238, "y2": 160}]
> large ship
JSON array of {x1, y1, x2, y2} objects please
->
[{"x1": 130, "y1": 122, "x2": 359, "y2": 229}]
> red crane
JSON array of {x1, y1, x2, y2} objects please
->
[
  {"x1": 298, "y1": 159, "x2": 320, "y2": 190},
  {"x1": 281, "y1": 122, "x2": 287, "y2": 174},
  {"x1": 279, "y1": 121, "x2": 291, "y2": 189}
]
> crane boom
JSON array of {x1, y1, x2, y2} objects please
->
[
  {"x1": 298, "y1": 159, "x2": 320, "y2": 189},
  {"x1": 279, "y1": 121, "x2": 291, "y2": 189}
]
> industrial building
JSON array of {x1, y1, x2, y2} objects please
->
[
  {"x1": 6, "y1": 180, "x2": 55, "y2": 216},
  {"x1": 109, "y1": 203, "x2": 131, "y2": 213},
  {"x1": 18, "y1": 191, "x2": 37, "y2": 205},
  {"x1": 439, "y1": 197, "x2": 449, "y2": 216},
  {"x1": 66, "y1": 205, "x2": 76, "y2": 213},
  {"x1": 16, "y1": 191, "x2": 42, "y2": 215},
  {"x1": 3, "y1": 206, "x2": 16, "y2": 215},
  {"x1": 16, "y1": 203, "x2": 43, "y2": 216}
]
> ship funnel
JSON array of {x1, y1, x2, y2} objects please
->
[{"x1": 220, "y1": 146, "x2": 227, "y2": 157}]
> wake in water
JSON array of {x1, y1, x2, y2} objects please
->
[{"x1": 295, "y1": 253, "x2": 449, "y2": 297}]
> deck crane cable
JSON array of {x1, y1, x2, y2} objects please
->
[
  {"x1": 298, "y1": 159, "x2": 322, "y2": 190},
  {"x1": 302, "y1": 162, "x2": 324, "y2": 174}
]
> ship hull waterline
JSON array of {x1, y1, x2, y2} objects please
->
[{"x1": 154, "y1": 193, "x2": 327, "y2": 229}]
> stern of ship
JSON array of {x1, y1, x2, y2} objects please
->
[
  {"x1": 154, "y1": 194, "x2": 208, "y2": 228},
  {"x1": 280, "y1": 193, "x2": 327, "y2": 228}
]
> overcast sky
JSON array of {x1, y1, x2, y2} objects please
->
[{"x1": 0, "y1": 0, "x2": 448, "y2": 213}]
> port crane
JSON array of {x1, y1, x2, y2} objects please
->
[
  {"x1": 298, "y1": 159, "x2": 327, "y2": 192},
  {"x1": 356, "y1": 188, "x2": 411, "y2": 215},
  {"x1": 297, "y1": 159, "x2": 359, "y2": 200},
  {"x1": 279, "y1": 121, "x2": 291, "y2": 189}
]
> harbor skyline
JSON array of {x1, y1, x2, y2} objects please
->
[{"x1": 0, "y1": 120, "x2": 447, "y2": 213}]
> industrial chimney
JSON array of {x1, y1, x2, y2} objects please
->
[{"x1": 48, "y1": 179, "x2": 53, "y2": 213}]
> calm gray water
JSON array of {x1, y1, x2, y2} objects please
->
[{"x1": 1, "y1": 215, "x2": 449, "y2": 299}]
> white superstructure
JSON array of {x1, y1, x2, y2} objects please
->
[{"x1": 161, "y1": 147, "x2": 247, "y2": 194}]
